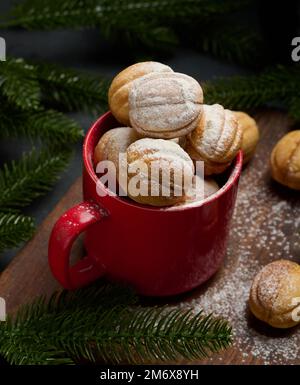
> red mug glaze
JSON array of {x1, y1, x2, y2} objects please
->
[{"x1": 49, "y1": 112, "x2": 243, "y2": 296}]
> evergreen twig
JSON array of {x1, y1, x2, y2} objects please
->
[
  {"x1": 0, "y1": 103, "x2": 84, "y2": 145},
  {"x1": 192, "y1": 24, "x2": 265, "y2": 68},
  {"x1": 204, "y1": 65, "x2": 300, "y2": 112},
  {"x1": 33, "y1": 61, "x2": 298, "y2": 116},
  {"x1": 4, "y1": 0, "x2": 251, "y2": 30},
  {"x1": 0, "y1": 213, "x2": 35, "y2": 252},
  {"x1": 0, "y1": 58, "x2": 41, "y2": 110},
  {"x1": 35, "y1": 62, "x2": 109, "y2": 113},
  {"x1": 0, "y1": 149, "x2": 71, "y2": 211},
  {"x1": 1, "y1": 1, "x2": 259, "y2": 62},
  {"x1": 0, "y1": 58, "x2": 109, "y2": 113},
  {"x1": 0, "y1": 59, "x2": 84, "y2": 252},
  {"x1": 0, "y1": 283, "x2": 232, "y2": 364}
]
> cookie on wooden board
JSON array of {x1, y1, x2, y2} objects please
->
[
  {"x1": 249, "y1": 260, "x2": 300, "y2": 329},
  {"x1": 271, "y1": 130, "x2": 300, "y2": 190}
]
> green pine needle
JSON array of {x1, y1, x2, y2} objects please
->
[
  {"x1": 4, "y1": 0, "x2": 250, "y2": 30},
  {"x1": 0, "y1": 103, "x2": 84, "y2": 145},
  {"x1": 0, "y1": 57, "x2": 109, "y2": 113},
  {"x1": 0, "y1": 149, "x2": 71, "y2": 210},
  {"x1": 4, "y1": 57, "x2": 299, "y2": 122},
  {"x1": 0, "y1": 0, "x2": 252, "y2": 55},
  {"x1": 0, "y1": 283, "x2": 232, "y2": 365},
  {"x1": 204, "y1": 65, "x2": 300, "y2": 112},
  {"x1": 0, "y1": 58, "x2": 41, "y2": 110},
  {"x1": 35, "y1": 62, "x2": 109, "y2": 113},
  {"x1": 193, "y1": 24, "x2": 265, "y2": 68},
  {"x1": 0, "y1": 56, "x2": 109, "y2": 114},
  {"x1": 0, "y1": 212, "x2": 35, "y2": 252}
]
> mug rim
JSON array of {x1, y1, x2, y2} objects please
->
[{"x1": 83, "y1": 111, "x2": 243, "y2": 212}]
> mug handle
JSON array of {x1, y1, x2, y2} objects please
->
[{"x1": 48, "y1": 201, "x2": 107, "y2": 290}]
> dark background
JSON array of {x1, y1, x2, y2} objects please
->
[{"x1": 0, "y1": 0, "x2": 299, "y2": 266}]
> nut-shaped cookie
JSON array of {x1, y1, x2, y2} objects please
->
[
  {"x1": 249, "y1": 260, "x2": 300, "y2": 329},
  {"x1": 129, "y1": 72, "x2": 203, "y2": 139},
  {"x1": 94, "y1": 127, "x2": 138, "y2": 170},
  {"x1": 170, "y1": 136, "x2": 187, "y2": 149},
  {"x1": 187, "y1": 104, "x2": 242, "y2": 175},
  {"x1": 185, "y1": 139, "x2": 231, "y2": 176},
  {"x1": 270, "y1": 130, "x2": 300, "y2": 190},
  {"x1": 108, "y1": 62, "x2": 173, "y2": 125},
  {"x1": 175, "y1": 176, "x2": 219, "y2": 207},
  {"x1": 126, "y1": 138, "x2": 194, "y2": 206},
  {"x1": 233, "y1": 111, "x2": 259, "y2": 165}
]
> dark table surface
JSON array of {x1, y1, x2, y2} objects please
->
[{"x1": 0, "y1": 0, "x2": 249, "y2": 267}]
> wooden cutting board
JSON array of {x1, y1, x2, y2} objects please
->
[{"x1": 0, "y1": 109, "x2": 299, "y2": 365}]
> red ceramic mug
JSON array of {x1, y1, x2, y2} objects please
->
[{"x1": 48, "y1": 112, "x2": 243, "y2": 296}]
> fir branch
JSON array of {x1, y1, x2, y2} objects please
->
[
  {"x1": 192, "y1": 24, "x2": 265, "y2": 68},
  {"x1": 0, "y1": 212, "x2": 35, "y2": 252},
  {"x1": 204, "y1": 65, "x2": 300, "y2": 112},
  {"x1": 0, "y1": 103, "x2": 84, "y2": 145},
  {"x1": 0, "y1": 283, "x2": 232, "y2": 365},
  {"x1": 107, "y1": 24, "x2": 179, "y2": 54},
  {"x1": 4, "y1": 0, "x2": 251, "y2": 31},
  {"x1": 0, "y1": 56, "x2": 109, "y2": 113},
  {"x1": 0, "y1": 58, "x2": 41, "y2": 110},
  {"x1": 35, "y1": 62, "x2": 109, "y2": 113},
  {"x1": 1, "y1": 0, "x2": 251, "y2": 52},
  {"x1": 0, "y1": 149, "x2": 71, "y2": 210}
]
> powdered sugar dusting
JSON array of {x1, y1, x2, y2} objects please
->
[
  {"x1": 178, "y1": 120, "x2": 300, "y2": 364},
  {"x1": 188, "y1": 104, "x2": 241, "y2": 164},
  {"x1": 129, "y1": 72, "x2": 203, "y2": 138},
  {"x1": 129, "y1": 138, "x2": 192, "y2": 165}
]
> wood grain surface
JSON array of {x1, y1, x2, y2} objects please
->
[{"x1": 0, "y1": 109, "x2": 299, "y2": 365}]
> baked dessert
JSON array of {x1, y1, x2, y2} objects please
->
[
  {"x1": 270, "y1": 130, "x2": 300, "y2": 190},
  {"x1": 187, "y1": 104, "x2": 242, "y2": 175},
  {"x1": 201, "y1": 177, "x2": 219, "y2": 199},
  {"x1": 94, "y1": 126, "x2": 138, "y2": 170},
  {"x1": 185, "y1": 140, "x2": 231, "y2": 176},
  {"x1": 126, "y1": 138, "x2": 194, "y2": 206},
  {"x1": 108, "y1": 62, "x2": 173, "y2": 126},
  {"x1": 99, "y1": 64, "x2": 243, "y2": 206},
  {"x1": 233, "y1": 111, "x2": 259, "y2": 165},
  {"x1": 129, "y1": 72, "x2": 203, "y2": 139},
  {"x1": 175, "y1": 176, "x2": 219, "y2": 207},
  {"x1": 249, "y1": 260, "x2": 300, "y2": 329},
  {"x1": 170, "y1": 136, "x2": 187, "y2": 149}
]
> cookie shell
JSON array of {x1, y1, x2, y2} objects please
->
[
  {"x1": 108, "y1": 62, "x2": 173, "y2": 125},
  {"x1": 94, "y1": 126, "x2": 138, "y2": 170},
  {"x1": 249, "y1": 260, "x2": 300, "y2": 329},
  {"x1": 175, "y1": 176, "x2": 219, "y2": 207},
  {"x1": 185, "y1": 138, "x2": 231, "y2": 176},
  {"x1": 233, "y1": 111, "x2": 259, "y2": 165},
  {"x1": 129, "y1": 72, "x2": 203, "y2": 139},
  {"x1": 126, "y1": 138, "x2": 195, "y2": 206},
  {"x1": 188, "y1": 104, "x2": 242, "y2": 164},
  {"x1": 271, "y1": 130, "x2": 300, "y2": 190}
]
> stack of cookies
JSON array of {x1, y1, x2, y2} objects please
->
[{"x1": 94, "y1": 62, "x2": 257, "y2": 207}]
